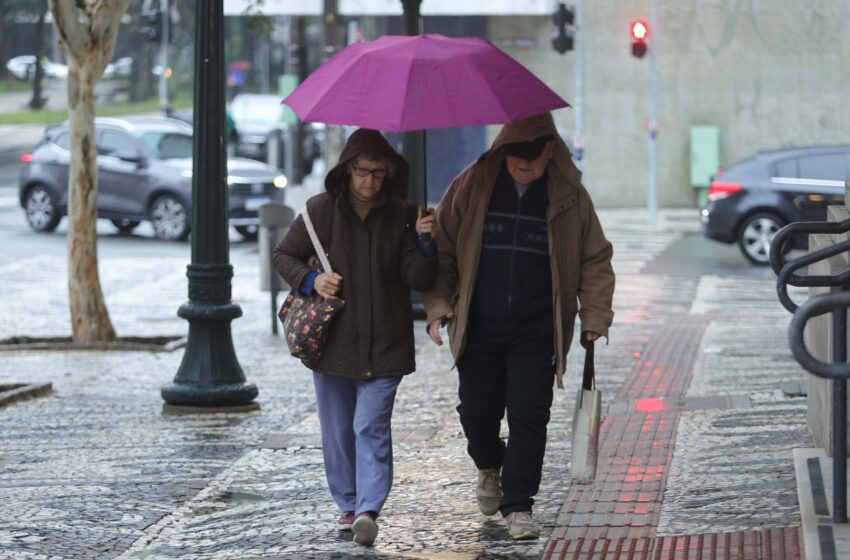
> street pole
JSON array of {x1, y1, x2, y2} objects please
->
[
  {"x1": 161, "y1": 0, "x2": 258, "y2": 410},
  {"x1": 158, "y1": 0, "x2": 170, "y2": 115},
  {"x1": 323, "y1": 0, "x2": 345, "y2": 170},
  {"x1": 573, "y1": 0, "x2": 585, "y2": 168},
  {"x1": 648, "y1": 0, "x2": 659, "y2": 226},
  {"x1": 401, "y1": 0, "x2": 425, "y2": 207}
]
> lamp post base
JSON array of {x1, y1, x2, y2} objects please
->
[{"x1": 161, "y1": 299, "x2": 258, "y2": 407}]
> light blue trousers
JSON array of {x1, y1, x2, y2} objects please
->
[{"x1": 313, "y1": 372, "x2": 402, "y2": 516}]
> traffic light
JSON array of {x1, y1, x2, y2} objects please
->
[
  {"x1": 630, "y1": 20, "x2": 648, "y2": 58},
  {"x1": 551, "y1": 3, "x2": 575, "y2": 55},
  {"x1": 141, "y1": 9, "x2": 162, "y2": 43}
]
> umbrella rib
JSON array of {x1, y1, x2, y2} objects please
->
[{"x1": 396, "y1": 39, "x2": 421, "y2": 132}]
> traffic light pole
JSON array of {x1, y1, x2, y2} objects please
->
[
  {"x1": 647, "y1": 0, "x2": 659, "y2": 226},
  {"x1": 573, "y1": 0, "x2": 585, "y2": 168},
  {"x1": 158, "y1": 0, "x2": 170, "y2": 115}
]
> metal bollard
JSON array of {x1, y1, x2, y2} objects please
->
[{"x1": 259, "y1": 203, "x2": 295, "y2": 335}]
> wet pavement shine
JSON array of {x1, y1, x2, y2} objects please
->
[{"x1": 0, "y1": 209, "x2": 812, "y2": 559}]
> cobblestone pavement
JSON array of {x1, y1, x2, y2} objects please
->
[{"x1": 0, "y1": 209, "x2": 812, "y2": 558}]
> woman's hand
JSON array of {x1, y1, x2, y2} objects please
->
[
  {"x1": 314, "y1": 272, "x2": 343, "y2": 299},
  {"x1": 428, "y1": 311, "x2": 454, "y2": 346},
  {"x1": 416, "y1": 207, "x2": 436, "y2": 237}
]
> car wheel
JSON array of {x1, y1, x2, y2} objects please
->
[
  {"x1": 737, "y1": 212, "x2": 786, "y2": 266},
  {"x1": 111, "y1": 219, "x2": 140, "y2": 235},
  {"x1": 24, "y1": 185, "x2": 61, "y2": 232},
  {"x1": 235, "y1": 225, "x2": 259, "y2": 241},
  {"x1": 149, "y1": 195, "x2": 190, "y2": 241}
]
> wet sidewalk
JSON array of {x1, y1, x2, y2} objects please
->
[{"x1": 0, "y1": 209, "x2": 813, "y2": 558}]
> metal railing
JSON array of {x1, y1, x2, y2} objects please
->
[{"x1": 771, "y1": 218, "x2": 850, "y2": 523}]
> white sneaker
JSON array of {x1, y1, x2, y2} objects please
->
[
  {"x1": 504, "y1": 511, "x2": 540, "y2": 540},
  {"x1": 477, "y1": 468, "x2": 502, "y2": 516}
]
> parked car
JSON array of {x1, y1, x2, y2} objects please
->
[
  {"x1": 228, "y1": 93, "x2": 321, "y2": 175},
  {"x1": 103, "y1": 57, "x2": 133, "y2": 79},
  {"x1": 5, "y1": 55, "x2": 68, "y2": 81},
  {"x1": 18, "y1": 116, "x2": 288, "y2": 241},
  {"x1": 701, "y1": 145, "x2": 849, "y2": 265}
]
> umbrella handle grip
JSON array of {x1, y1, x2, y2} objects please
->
[{"x1": 417, "y1": 206, "x2": 433, "y2": 244}]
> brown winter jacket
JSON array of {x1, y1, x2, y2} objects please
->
[
  {"x1": 273, "y1": 129, "x2": 438, "y2": 379},
  {"x1": 422, "y1": 113, "x2": 615, "y2": 388}
]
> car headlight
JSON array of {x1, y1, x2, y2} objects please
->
[{"x1": 273, "y1": 175, "x2": 287, "y2": 189}]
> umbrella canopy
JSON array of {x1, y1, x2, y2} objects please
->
[{"x1": 283, "y1": 33, "x2": 569, "y2": 132}]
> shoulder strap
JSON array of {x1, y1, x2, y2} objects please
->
[{"x1": 301, "y1": 208, "x2": 334, "y2": 275}]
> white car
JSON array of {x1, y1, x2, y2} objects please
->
[{"x1": 6, "y1": 55, "x2": 68, "y2": 81}]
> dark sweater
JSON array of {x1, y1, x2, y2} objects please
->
[{"x1": 470, "y1": 166, "x2": 553, "y2": 323}]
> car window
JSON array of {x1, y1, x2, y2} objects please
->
[
  {"x1": 798, "y1": 153, "x2": 847, "y2": 181},
  {"x1": 139, "y1": 132, "x2": 193, "y2": 159},
  {"x1": 98, "y1": 130, "x2": 139, "y2": 157},
  {"x1": 774, "y1": 157, "x2": 797, "y2": 178},
  {"x1": 52, "y1": 131, "x2": 70, "y2": 150}
]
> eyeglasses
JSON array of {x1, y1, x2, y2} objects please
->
[{"x1": 352, "y1": 166, "x2": 388, "y2": 179}]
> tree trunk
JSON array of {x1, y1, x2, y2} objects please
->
[
  {"x1": 50, "y1": 0, "x2": 130, "y2": 343},
  {"x1": 66, "y1": 57, "x2": 116, "y2": 343},
  {"x1": 29, "y1": 0, "x2": 48, "y2": 110}
]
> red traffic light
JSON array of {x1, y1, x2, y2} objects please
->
[
  {"x1": 630, "y1": 20, "x2": 648, "y2": 58},
  {"x1": 630, "y1": 20, "x2": 649, "y2": 40}
]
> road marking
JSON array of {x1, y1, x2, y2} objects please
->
[{"x1": 0, "y1": 195, "x2": 18, "y2": 209}]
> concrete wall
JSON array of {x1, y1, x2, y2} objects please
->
[{"x1": 489, "y1": 1, "x2": 850, "y2": 208}]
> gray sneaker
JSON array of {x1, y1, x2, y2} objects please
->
[
  {"x1": 352, "y1": 513, "x2": 378, "y2": 546},
  {"x1": 477, "y1": 468, "x2": 502, "y2": 516},
  {"x1": 504, "y1": 511, "x2": 540, "y2": 540}
]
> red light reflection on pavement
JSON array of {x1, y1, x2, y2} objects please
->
[{"x1": 634, "y1": 398, "x2": 667, "y2": 412}]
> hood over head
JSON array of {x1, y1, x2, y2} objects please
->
[
  {"x1": 325, "y1": 128, "x2": 409, "y2": 199},
  {"x1": 477, "y1": 112, "x2": 580, "y2": 187}
]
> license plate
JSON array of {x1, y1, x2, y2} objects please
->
[{"x1": 245, "y1": 197, "x2": 270, "y2": 211}]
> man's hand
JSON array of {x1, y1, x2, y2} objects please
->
[
  {"x1": 428, "y1": 311, "x2": 454, "y2": 346},
  {"x1": 585, "y1": 331, "x2": 601, "y2": 342},
  {"x1": 314, "y1": 272, "x2": 343, "y2": 299}
]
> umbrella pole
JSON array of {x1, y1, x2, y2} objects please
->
[{"x1": 422, "y1": 129, "x2": 428, "y2": 208}]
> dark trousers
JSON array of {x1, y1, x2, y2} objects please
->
[{"x1": 456, "y1": 316, "x2": 555, "y2": 516}]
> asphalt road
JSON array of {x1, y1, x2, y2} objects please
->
[{"x1": 0, "y1": 158, "x2": 321, "y2": 260}]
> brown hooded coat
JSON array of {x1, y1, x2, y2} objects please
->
[
  {"x1": 422, "y1": 113, "x2": 615, "y2": 388},
  {"x1": 273, "y1": 129, "x2": 438, "y2": 379}
]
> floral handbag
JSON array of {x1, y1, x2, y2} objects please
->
[{"x1": 278, "y1": 208, "x2": 345, "y2": 362}]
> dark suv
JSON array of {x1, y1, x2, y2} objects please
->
[
  {"x1": 18, "y1": 116, "x2": 288, "y2": 241},
  {"x1": 701, "y1": 145, "x2": 849, "y2": 265}
]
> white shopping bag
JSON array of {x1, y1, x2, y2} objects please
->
[{"x1": 571, "y1": 339, "x2": 601, "y2": 484}]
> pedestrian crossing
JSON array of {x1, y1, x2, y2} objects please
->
[{"x1": 599, "y1": 209, "x2": 700, "y2": 275}]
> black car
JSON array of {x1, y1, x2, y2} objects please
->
[
  {"x1": 701, "y1": 145, "x2": 848, "y2": 265},
  {"x1": 18, "y1": 116, "x2": 288, "y2": 241}
]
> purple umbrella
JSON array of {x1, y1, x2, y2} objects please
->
[
  {"x1": 284, "y1": 33, "x2": 568, "y2": 131},
  {"x1": 283, "y1": 33, "x2": 569, "y2": 205}
]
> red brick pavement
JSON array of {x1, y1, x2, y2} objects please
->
[{"x1": 543, "y1": 317, "x2": 804, "y2": 560}]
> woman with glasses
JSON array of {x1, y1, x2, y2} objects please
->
[{"x1": 273, "y1": 128, "x2": 437, "y2": 546}]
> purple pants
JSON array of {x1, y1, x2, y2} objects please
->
[{"x1": 313, "y1": 372, "x2": 402, "y2": 515}]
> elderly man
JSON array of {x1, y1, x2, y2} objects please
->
[{"x1": 423, "y1": 112, "x2": 615, "y2": 540}]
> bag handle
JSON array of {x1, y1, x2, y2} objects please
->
[
  {"x1": 580, "y1": 337, "x2": 595, "y2": 391},
  {"x1": 301, "y1": 208, "x2": 334, "y2": 275}
]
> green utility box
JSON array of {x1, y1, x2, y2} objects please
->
[{"x1": 690, "y1": 126, "x2": 720, "y2": 207}]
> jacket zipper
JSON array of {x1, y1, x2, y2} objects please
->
[{"x1": 507, "y1": 188, "x2": 523, "y2": 315}]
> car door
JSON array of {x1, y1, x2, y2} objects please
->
[
  {"x1": 772, "y1": 152, "x2": 847, "y2": 223},
  {"x1": 96, "y1": 128, "x2": 149, "y2": 215}
]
